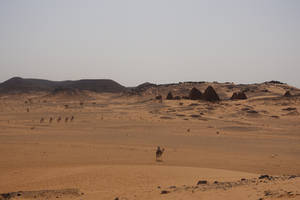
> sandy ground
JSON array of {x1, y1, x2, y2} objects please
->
[{"x1": 0, "y1": 89, "x2": 299, "y2": 199}]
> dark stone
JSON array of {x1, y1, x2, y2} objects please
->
[
  {"x1": 271, "y1": 115, "x2": 279, "y2": 119},
  {"x1": 182, "y1": 96, "x2": 190, "y2": 99},
  {"x1": 264, "y1": 190, "x2": 272, "y2": 196},
  {"x1": 160, "y1": 190, "x2": 170, "y2": 194},
  {"x1": 259, "y1": 175, "x2": 271, "y2": 180},
  {"x1": 1, "y1": 193, "x2": 11, "y2": 199},
  {"x1": 289, "y1": 175, "x2": 297, "y2": 179},
  {"x1": 242, "y1": 107, "x2": 251, "y2": 111},
  {"x1": 282, "y1": 107, "x2": 296, "y2": 111},
  {"x1": 247, "y1": 110, "x2": 258, "y2": 114},
  {"x1": 197, "y1": 180, "x2": 208, "y2": 185},
  {"x1": 189, "y1": 87, "x2": 202, "y2": 100},
  {"x1": 174, "y1": 96, "x2": 181, "y2": 100},
  {"x1": 155, "y1": 95, "x2": 162, "y2": 100}
]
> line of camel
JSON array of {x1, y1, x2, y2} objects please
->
[{"x1": 40, "y1": 116, "x2": 74, "y2": 123}]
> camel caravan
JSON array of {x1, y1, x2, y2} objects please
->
[{"x1": 39, "y1": 116, "x2": 74, "y2": 123}]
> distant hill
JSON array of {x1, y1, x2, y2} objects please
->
[
  {"x1": 0, "y1": 77, "x2": 127, "y2": 93},
  {"x1": 128, "y1": 82, "x2": 157, "y2": 95}
]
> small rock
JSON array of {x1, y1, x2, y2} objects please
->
[
  {"x1": 161, "y1": 190, "x2": 170, "y2": 194},
  {"x1": 155, "y1": 95, "x2": 162, "y2": 100},
  {"x1": 264, "y1": 190, "x2": 272, "y2": 196},
  {"x1": 247, "y1": 110, "x2": 258, "y2": 114},
  {"x1": 259, "y1": 175, "x2": 271, "y2": 180},
  {"x1": 197, "y1": 180, "x2": 208, "y2": 185},
  {"x1": 289, "y1": 175, "x2": 297, "y2": 179},
  {"x1": 282, "y1": 107, "x2": 297, "y2": 111}
]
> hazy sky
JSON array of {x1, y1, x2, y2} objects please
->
[{"x1": 0, "y1": 0, "x2": 299, "y2": 87}]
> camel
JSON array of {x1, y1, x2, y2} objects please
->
[
  {"x1": 49, "y1": 117, "x2": 53, "y2": 123},
  {"x1": 65, "y1": 117, "x2": 69, "y2": 123},
  {"x1": 57, "y1": 117, "x2": 61, "y2": 123},
  {"x1": 70, "y1": 116, "x2": 74, "y2": 122},
  {"x1": 40, "y1": 118, "x2": 44, "y2": 123},
  {"x1": 156, "y1": 146, "x2": 165, "y2": 162}
]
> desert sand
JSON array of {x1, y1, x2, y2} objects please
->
[{"x1": 0, "y1": 81, "x2": 300, "y2": 200}]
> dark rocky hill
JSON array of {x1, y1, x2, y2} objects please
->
[{"x1": 0, "y1": 77, "x2": 127, "y2": 93}]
